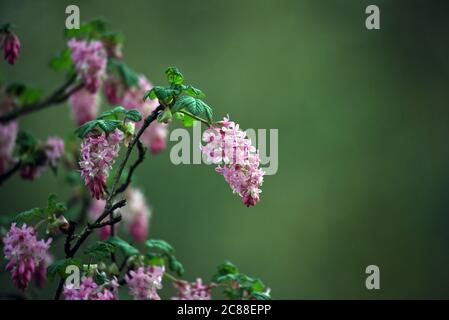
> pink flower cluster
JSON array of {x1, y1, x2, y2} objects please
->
[
  {"x1": 63, "y1": 276, "x2": 119, "y2": 300},
  {"x1": 201, "y1": 116, "x2": 264, "y2": 207},
  {"x1": 20, "y1": 136, "x2": 65, "y2": 181},
  {"x1": 172, "y1": 278, "x2": 213, "y2": 300},
  {"x1": 68, "y1": 39, "x2": 107, "y2": 93},
  {"x1": 68, "y1": 88, "x2": 100, "y2": 125},
  {"x1": 0, "y1": 31, "x2": 20, "y2": 65},
  {"x1": 79, "y1": 129, "x2": 123, "y2": 199},
  {"x1": 121, "y1": 188, "x2": 151, "y2": 243},
  {"x1": 125, "y1": 265, "x2": 164, "y2": 300},
  {"x1": 104, "y1": 74, "x2": 168, "y2": 154},
  {"x1": 0, "y1": 95, "x2": 18, "y2": 174},
  {"x1": 0, "y1": 121, "x2": 18, "y2": 174},
  {"x1": 2, "y1": 223, "x2": 52, "y2": 290}
]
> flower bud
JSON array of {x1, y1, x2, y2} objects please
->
[
  {"x1": 157, "y1": 107, "x2": 172, "y2": 124},
  {"x1": 108, "y1": 263, "x2": 119, "y2": 275}
]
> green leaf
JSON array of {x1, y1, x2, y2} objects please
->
[
  {"x1": 108, "y1": 236, "x2": 139, "y2": 256},
  {"x1": 47, "y1": 258, "x2": 81, "y2": 281},
  {"x1": 167, "y1": 255, "x2": 185, "y2": 276},
  {"x1": 50, "y1": 47, "x2": 73, "y2": 71},
  {"x1": 85, "y1": 241, "x2": 116, "y2": 260},
  {"x1": 102, "y1": 31, "x2": 124, "y2": 45},
  {"x1": 182, "y1": 85, "x2": 205, "y2": 98},
  {"x1": 143, "y1": 89, "x2": 157, "y2": 101},
  {"x1": 14, "y1": 208, "x2": 45, "y2": 224},
  {"x1": 214, "y1": 273, "x2": 239, "y2": 283},
  {"x1": 96, "y1": 119, "x2": 121, "y2": 133},
  {"x1": 145, "y1": 239, "x2": 174, "y2": 255},
  {"x1": 149, "y1": 86, "x2": 176, "y2": 104},
  {"x1": 19, "y1": 88, "x2": 42, "y2": 105},
  {"x1": 47, "y1": 194, "x2": 67, "y2": 214},
  {"x1": 125, "y1": 109, "x2": 142, "y2": 122},
  {"x1": 250, "y1": 292, "x2": 271, "y2": 300},
  {"x1": 95, "y1": 270, "x2": 109, "y2": 285},
  {"x1": 172, "y1": 95, "x2": 195, "y2": 113},
  {"x1": 165, "y1": 67, "x2": 184, "y2": 85},
  {"x1": 6, "y1": 84, "x2": 42, "y2": 105},
  {"x1": 172, "y1": 96, "x2": 212, "y2": 123},
  {"x1": 204, "y1": 104, "x2": 213, "y2": 123},
  {"x1": 74, "y1": 120, "x2": 98, "y2": 138},
  {"x1": 216, "y1": 260, "x2": 239, "y2": 276},
  {"x1": 98, "y1": 106, "x2": 127, "y2": 120},
  {"x1": 15, "y1": 130, "x2": 39, "y2": 151},
  {"x1": 108, "y1": 59, "x2": 139, "y2": 88}
]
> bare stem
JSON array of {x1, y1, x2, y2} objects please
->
[
  {"x1": 0, "y1": 160, "x2": 21, "y2": 186},
  {"x1": 114, "y1": 140, "x2": 146, "y2": 196},
  {"x1": 0, "y1": 75, "x2": 83, "y2": 123}
]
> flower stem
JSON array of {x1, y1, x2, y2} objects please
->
[{"x1": 178, "y1": 110, "x2": 211, "y2": 126}]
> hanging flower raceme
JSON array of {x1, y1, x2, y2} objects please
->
[
  {"x1": 172, "y1": 278, "x2": 213, "y2": 300},
  {"x1": 2, "y1": 223, "x2": 52, "y2": 291},
  {"x1": 68, "y1": 38, "x2": 107, "y2": 93},
  {"x1": 68, "y1": 88, "x2": 100, "y2": 125},
  {"x1": 201, "y1": 116, "x2": 264, "y2": 207},
  {"x1": 79, "y1": 129, "x2": 123, "y2": 199},
  {"x1": 125, "y1": 265, "x2": 164, "y2": 300},
  {"x1": 103, "y1": 73, "x2": 125, "y2": 105},
  {"x1": 121, "y1": 187, "x2": 151, "y2": 243},
  {"x1": 20, "y1": 136, "x2": 65, "y2": 181},
  {"x1": 0, "y1": 95, "x2": 18, "y2": 174},
  {"x1": 63, "y1": 276, "x2": 119, "y2": 300},
  {"x1": 34, "y1": 253, "x2": 53, "y2": 288},
  {"x1": 0, "y1": 31, "x2": 20, "y2": 65}
]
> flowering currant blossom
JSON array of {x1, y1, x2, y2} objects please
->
[
  {"x1": 88, "y1": 198, "x2": 112, "y2": 240},
  {"x1": 1, "y1": 31, "x2": 20, "y2": 65},
  {"x1": 103, "y1": 73, "x2": 125, "y2": 105},
  {"x1": 125, "y1": 265, "x2": 165, "y2": 300},
  {"x1": 20, "y1": 136, "x2": 65, "y2": 181},
  {"x1": 79, "y1": 129, "x2": 124, "y2": 199},
  {"x1": 172, "y1": 278, "x2": 213, "y2": 300},
  {"x1": 34, "y1": 253, "x2": 53, "y2": 288},
  {"x1": 68, "y1": 88, "x2": 100, "y2": 125},
  {"x1": 201, "y1": 116, "x2": 264, "y2": 207},
  {"x1": 68, "y1": 39, "x2": 107, "y2": 93},
  {"x1": 2, "y1": 223, "x2": 52, "y2": 291},
  {"x1": 63, "y1": 276, "x2": 119, "y2": 300},
  {"x1": 44, "y1": 136, "x2": 65, "y2": 166},
  {"x1": 120, "y1": 75, "x2": 168, "y2": 154},
  {"x1": 0, "y1": 120, "x2": 18, "y2": 174},
  {"x1": 0, "y1": 95, "x2": 18, "y2": 174},
  {"x1": 121, "y1": 188, "x2": 151, "y2": 243}
]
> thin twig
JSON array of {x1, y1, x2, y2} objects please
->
[
  {"x1": 0, "y1": 160, "x2": 21, "y2": 186},
  {"x1": 114, "y1": 140, "x2": 146, "y2": 196},
  {"x1": 178, "y1": 110, "x2": 210, "y2": 126},
  {"x1": 0, "y1": 76, "x2": 83, "y2": 123},
  {"x1": 91, "y1": 214, "x2": 122, "y2": 229}
]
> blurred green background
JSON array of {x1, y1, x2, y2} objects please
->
[{"x1": 1, "y1": 0, "x2": 449, "y2": 299}]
